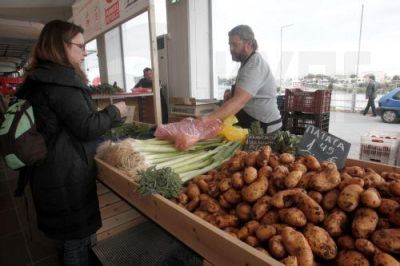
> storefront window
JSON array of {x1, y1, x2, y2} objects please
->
[
  {"x1": 84, "y1": 39, "x2": 100, "y2": 86},
  {"x1": 121, "y1": 12, "x2": 151, "y2": 91},
  {"x1": 105, "y1": 26, "x2": 125, "y2": 89}
]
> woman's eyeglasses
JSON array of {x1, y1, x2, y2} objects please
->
[{"x1": 69, "y1": 42, "x2": 86, "y2": 51}]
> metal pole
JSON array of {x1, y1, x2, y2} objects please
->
[
  {"x1": 279, "y1": 24, "x2": 293, "y2": 94},
  {"x1": 352, "y1": 4, "x2": 364, "y2": 112}
]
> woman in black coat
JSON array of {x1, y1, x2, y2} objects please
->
[{"x1": 16, "y1": 20, "x2": 127, "y2": 265}]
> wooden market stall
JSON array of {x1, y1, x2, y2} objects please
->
[{"x1": 95, "y1": 157, "x2": 400, "y2": 265}]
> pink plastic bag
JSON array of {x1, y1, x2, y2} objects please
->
[{"x1": 154, "y1": 118, "x2": 222, "y2": 150}]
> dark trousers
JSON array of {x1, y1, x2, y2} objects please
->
[
  {"x1": 363, "y1": 97, "x2": 376, "y2": 115},
  {"x1": 63, "y1": 234, "x2": 96, "y2": 266}
]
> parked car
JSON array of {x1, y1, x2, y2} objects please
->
[{"x1": 376, "y1": 87, "x2": 400, "y2": 123}]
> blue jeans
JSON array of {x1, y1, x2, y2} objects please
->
[{"x1": 63, "y1": 234, "x2": 96, "y2": 266}]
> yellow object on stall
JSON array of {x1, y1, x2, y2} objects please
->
[{"x1": 221, "y1": 116, "x2": 248, "y2": 143}]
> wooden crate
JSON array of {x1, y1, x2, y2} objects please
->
[
  {"x1": 95, "y1": 158, "x2": 282, "y2": 266},
  {"x1": 96, "y1": 181, "x2": 146, "y2": 241},
  {"x1": 95, "y1": 157, "x2": 400, "y2": 265}
]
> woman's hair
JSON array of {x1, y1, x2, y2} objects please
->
[
  {"x1": 229, "y1": 25, "x2": 258, "y2": 51},
  {"x1": 25, "y1": 20, "x2": 87, "y2": 82}
]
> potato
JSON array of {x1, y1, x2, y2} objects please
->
[
  {"x1": 199, "y1": 196, "x2": 220, "y2": 213},
  {"x1": 307, "y1": 191, "x2": 323, "y2": 204},
  {"x1": 389, "y1": 206, "x2": 400, "y2": 226},
  {"x1": 272, "y1": 165, "x2": 290, "y2": 179},
  {"x1": 290, "y1": 163, "x2": 308, "y2": 174},
  {"x1": 244, "y1": 151, "x2": 259, "y2": 167},
  {"x1": 303, "y1": 223, "x2": 337, "y2": 260},
  {"x1": 285, "y1": 170, "x2": 303, "y2": 188},
  {"x1": 261, "y1": 209, "x2": 280, "y2": 225},
  {"x1": 382, "y1": 172, "x2": 400, "y2": 182},
  {"x1": 218, "y1": 178, "x2": 232, "y2": 192},
  {"x1": 352, "y1": 208, "x2": 379, "y2": 239},
  {"x1": 323, "y1": 209, "x2": 348, "y2": 238},
  {"x1": 245, "y1": 235, "x2": 259, "y2": 247},
  {"x1": 245, "y1": 220, "x2": 260, "y2": 235},
  {"x1": 236, "y1": 202, "x2": 252, "y2": 221},
  {"x1": 322, "y1": 189, "x2": 340, "y2": 210},
  {"x1": 281, "y1": 227, "x2": 314, "y2": 266},
  {"x1": 336, "y1": 250, "x2": 369, "y2": 266},
  {"x1": 372, "y1": 229, "x2": 400, "y2": 254},
  {"x1": 293, "y1": 192, "x2": 325, "y2": 224},
  {"x1": 296, "y1": 171, "x2": 315, "y2": 189},
  {"x1": 243, "y1": 166, "x2": 258, "y2": 184},
  {"x1": 360, "y1": 188, "x2": 382, "y2": 208},
  {"x1": 355, "y1": 239, "x2": 376, "y2": 257},
  {"x1": 278, "y1": 208, "x2": 307, "y2": 228},
  {"x1": 337, "y1": 235, "x2": 355, "y2": 250},
  {"x1": 255, "y1": 224, "x2": 277, "y2": 241},
  {"x1": 362, "y1": 168, "x2": 385, "y2": 188},
  {"x1": 344, "y1": 166, "x2": 365, "y2": 177},
  {"x1": 241, "y1": 176, "x2": 268, "y2": 202},
  {"x1": 257, "y1": 165, "x2": 272, "y2": 179},
  {"x1": 196, "y1": 179, "x2": 209, "y2": 193},
  {"x1": 379, "y1": 199, "x2": 399, "y2": 217},
  {"x1": 193, "y1": 210, "x2": 208, "y2": 219},
  {"x1": 223, "y1": 188, "x2": 242, "y2": 204},
  {"x1": 251, "y1": 195, "x2": 271, "y2": 220},
  {"x1": 309, "y1": 167, "x2": 341, "y2": 192},
  {"x1": 279, "y1": 153, "x2": 295, "y2": 164},
  {"x1": 218, "y1": 195, "x2": 232, "y2": 209},
  {"x1": 231, "y1": 172, "x2": 244, "y2": 189},
  {"x1": 373, "y1": 252, "x2": 400, "y2": 266},
  {"x1": 187, "y1": 183, "x2": 200, "y2": 199},
  {"x1": 270, "y1": 188, "x2": 305, "y2": 209},
  {"x1": 377, "y1": 217, "x2": 391, "y2": 229},
  {"x1": 280, "y1": 256, "x2": 298, "y2": 266},
  {"x1": 272, "y1": 223, "x2": 289, "y2": 234},
  {"x1": 178, "y1": 192, "x2": 189, "y2": 205},
  {"x1": 337, "y1": 184, "x2": 364, "y2": 212},
  {"x1": 237, "y1": 226, "x2": 249, "y2": 240},
  {"x1": 304, "y1": 155, "x2": 321, "y2": 171},
  {"x1": 186, "y1": 196, "x2": 200, "y2": 211},
  {"x1": 204, "y1": 214, "x2": 218, "y2": 226},
  {"x1": 269, "y1": 235, "x2": 287, "y2": 259},
  {"x1": 339, "y1": 177, "x2": 365, "y2": 190},
  {"x1": 389, "y1": 182, "x2": 400, "y2": 197},
  {"x1": 215, "y1": 214, "x2": 239, "y2": 228},
  {"x1": 267, "y1": 154, "x2": 280, "y2": 169}
]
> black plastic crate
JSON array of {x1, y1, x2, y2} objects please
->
[
  {"x1": 277, "y1": 95, "x2": 285, "y2": 112},
  {"x1": 283, "y1": 112, "x2": 330, "y2": 135}
]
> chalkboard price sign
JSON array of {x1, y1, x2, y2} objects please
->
[{"x1": 298, "y1": 125, "x2": 351, "y2": 169}]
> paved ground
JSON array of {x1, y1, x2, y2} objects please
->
[{"x1": 329, "y1": 111, "x2": 399, "y2": 160}]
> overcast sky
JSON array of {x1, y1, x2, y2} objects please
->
[{"x1": 212, "y1": 0, "x2": 400, "y2": 80}]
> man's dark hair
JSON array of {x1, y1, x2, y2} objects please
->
[
  {"x1": 229, "y1": 25, "x2": 258, "y2": 50},
  {"x1": 143, "y1": 67, "x2": 152, "y2": 73},
  {"x1": 369, "y1": 74, "x2": 375, "y2": 81}
]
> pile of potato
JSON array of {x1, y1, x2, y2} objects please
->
[{"x1": 173, "y1": 145, "x2": 400, "y2": 266}]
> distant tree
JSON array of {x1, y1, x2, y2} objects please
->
[
  {"x1": 350, "y1": 74, "x2": 357, "y2": 78},
  {"x1": 304, "y1": 73, "x2": 315, "y2": 79},
  {"x1": 392, "y1": 75, "x2": 400, "y2": 81}
]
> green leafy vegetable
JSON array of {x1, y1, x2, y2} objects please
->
[{"x1": 138, "y1": 166, "x2": 182, "y2": 198}]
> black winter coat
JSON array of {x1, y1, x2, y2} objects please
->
[{"x1": 17, "y1": 63, "x2": 122, "y2": 240}]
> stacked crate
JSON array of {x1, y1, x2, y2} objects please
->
[
  {"x1": 360, "y1": 131, "x2": 400, "y2": 166},
  {"x1": 283, "y1": 89, "x2": 331, "y2": 135}
]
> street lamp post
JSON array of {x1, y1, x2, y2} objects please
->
[{"x1": 280, "y1": 24, "x2": 294, "y2": 94}]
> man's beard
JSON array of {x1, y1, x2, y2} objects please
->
[{"x1": 232, "y1": 53, "x2": 247, "y2": 63}]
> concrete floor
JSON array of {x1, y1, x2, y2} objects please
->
[{"x1": 329, "y1": 111, "x2": 399, "y2": 160}]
